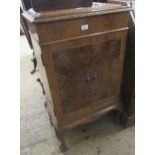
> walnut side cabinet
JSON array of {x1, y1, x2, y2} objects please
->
[{"x1": 23, "y1": 3, "x2": 131, "y2": 151}]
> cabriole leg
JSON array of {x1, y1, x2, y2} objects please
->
[{"x1": 55, "y1": 129, "x2": 67, "y2": 152}]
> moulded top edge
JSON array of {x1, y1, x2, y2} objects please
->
[{"x1": 22, "y1": 2, "x2": 131, "y2": 24}]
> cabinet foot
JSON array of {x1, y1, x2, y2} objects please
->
[
  {"x1": 55, "y1": 129, "x2": 67, "y2": 152},
  {"x1": 120, "y1": 112, "x2": 135, "y2": 128},
  {"x1": 60, "y1": 143, "x2": 68, "y2": 152}
]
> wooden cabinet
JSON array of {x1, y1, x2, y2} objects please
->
[{"x1": 23, "y1": 2, "x2": 130, "y2": 151}]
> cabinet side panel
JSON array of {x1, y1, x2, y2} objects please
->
[{"x1": 122, "y1": 12, "x2": 135, "y2": 117}]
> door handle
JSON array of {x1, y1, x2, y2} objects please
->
[
  {"x1": 85, "y1": 75, "x2": 91, "y2": 84},
  {"x1": 85, "y1": 75, "x2": 97, "y2": 84}
]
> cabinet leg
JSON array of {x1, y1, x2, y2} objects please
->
[
  {"x1": 120, "y1": 112, "x2": 135, "y2": 128},
  {"x1": 55, "y1": 129, "x2": 67, "y2": 152}
]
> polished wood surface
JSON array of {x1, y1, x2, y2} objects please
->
[{"x1": 23, "y1": 3, "x2": 130, "y2": 151}]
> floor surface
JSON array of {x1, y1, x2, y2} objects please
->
[{"x1": 20, "y1": 36, "x2": 135, "y2": 155}]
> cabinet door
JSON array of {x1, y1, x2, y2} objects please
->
[
  {"x1": 52, "y1": 46, "x2": 93, "y2": 115},
  {"x1": 90, "y1": 38, "x2": 125, "y2": 106}
]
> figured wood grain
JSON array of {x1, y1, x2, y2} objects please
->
[
  {"x1": 52, "y1": 45, "x2": 93, "y2": 114},
  {"x1": 91, "y1": 40, "x2": 121, "y2": 102},
  {"x1": 51, "y1": 38, "x2": 126, "y2": 116}
]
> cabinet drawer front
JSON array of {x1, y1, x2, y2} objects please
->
[{"x1": 37, "y1": 12, "x2": 129, "y2": 44}]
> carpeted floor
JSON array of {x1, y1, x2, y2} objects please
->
[{"x1": 20, "y1": 35, "x2": 135, "y2": 155}]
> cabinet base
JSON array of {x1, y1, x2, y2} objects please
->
[
  {"x1": 120, "y1": 112, "x2": 135, "y2": 128},
  {"x1": 44, "y1": 100, "x2": 123, "y2": 152}
]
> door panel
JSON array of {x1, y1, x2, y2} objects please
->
[
  {"x1": 90, "y1": 39, "x2": 123, "y2": 105},
  {"x1": 52, "y1": 46, "x2": 93, "y2": 114}
]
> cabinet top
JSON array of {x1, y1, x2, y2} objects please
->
[{"x1": 22, "y1": 2, "x2": 131, "y2": 24}]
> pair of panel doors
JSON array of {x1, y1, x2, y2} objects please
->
[{"x1": 48, "y1": 30, "x2": 127, "y2": 117}]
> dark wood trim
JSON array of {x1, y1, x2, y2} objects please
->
[{"x1": 121, "y1": 111, "x2": 135, "y2": 128}]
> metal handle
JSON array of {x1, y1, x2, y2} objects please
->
[
  {"x1": 85, "y1": 75, "x2": 91, "y2": 84},
  {"x1": 37, "y1": 78, "x2": 45, "y2": 95},
  {"x1": 85, "y1": 75, "x2": 97, "y2": 84}
]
